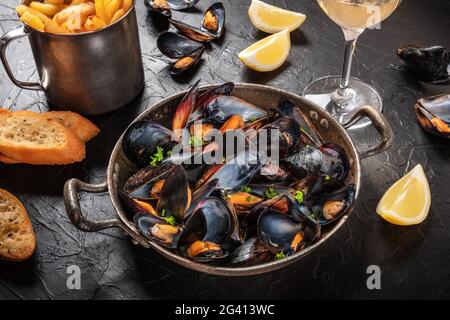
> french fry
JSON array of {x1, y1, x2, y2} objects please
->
[
  {"x1": 110, "y1": 8, "x2": 124, "y2": 23},
  {"x1": 29, "y1": 2, "x2": 62, "y2": 16},
  {"x1": 44, "y1": 0, "x2": 65, "y2": 5},
  {"x1": 85, "y1": 15, "x2": 107, "y2": 31},
  {"x1": 53, "y1": 2, "x2": 95, "y2": 25},
  {"x1": 70, "y1": 0, "x2": 87, "y2": 4},
  {"x1": 107, "y1": 0, "x2": 120, "y2": 23},
  {"x1": 95, "y1": 0, "x2": 108, "y2": 24},
  {"x1": 44, "y1": 20, "x2": 71, "y2": 34},
  {"x1": 122, "y1": 0, "x2": 132, "y2": 13},
  {"x1": 16, "y1": 5, "x2": 52, "y2": 24},
  {"x1": 20, "y1": 11, "x2": 45, "y2": 32}
]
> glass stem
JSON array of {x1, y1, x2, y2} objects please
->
[{"x1": 337, "y1": 30, "x2": 361, "y2": 97}]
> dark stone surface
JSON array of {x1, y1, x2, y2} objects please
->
[{"x1": 0, "y1": 0, "x2": 450, "y2": 300}]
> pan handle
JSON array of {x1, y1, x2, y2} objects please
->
[
  {"x1": 63, "y1": 178, "x2": 150, "y2": 248},
  {"x1": 342, "y1": 105, "x2": 394, "y2": 159}
]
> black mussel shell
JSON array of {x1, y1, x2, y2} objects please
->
[
  {"x1": 123, "y1": 161, "x2": 174, "y2": 200},
  {"x1": 185, "y1": 179, "x2": 219, "y2": 219},
  {"x1": 168, "y1": 0, "x2": 199, "y2": 11},
  {"x1": 228, "y1": 237, "x2": 272, "y2": 267},
  {"x1": 201, "y1": 2, "x2": 225, "y2": 39},
  {"x1": 157, "y1": 32, "x2": 204, "y2": 59},
  {"x1": 145, "y1": 0, "x2": 171, "y2": 17},
  {"x1": 290, "y1": 175, "x2": 345, "y2": 203},
  {"x1": 415, "y1": 93, "x2": 450, "y2": 139},
  {"x1": 198, "y1": 149, "x2": 263, "y2": 192},
  {"x1": 310, "y1": 184, "x2": 356, "y2": 225},
  {"x1": 122, "y1": 120, "x2": 175, "y2": 168},
  {"x1": 257, "y1": 209, "x2": 304, "y2": 255},
  {"x1": 246, "y1": 184, "x2": 292, "y2": 199},
  {"x1": 171, "y1": 46, "x2": 205, "y2": 76},
  {"x1": 278, "y1": 99, "x2": 322, "y2": 147},
  {"x1": 397, "y1": 45, "x2": 450, "y2": 83},
  {"x1": 169, "y1": 19, "x2": 216, "y2": 42},
  {"x1": 262, "y1": 116, "x2": 301, "y2": 156},
  {"x1": 156, "y1": 164, "x2": 190, "y2": 222},
  {"x1": 204, "y1": 95, "x2": 268, "y2": 125},
  {"x1": 281, "y1": 145, "x2": 323, "y2": 179},
  {"x1": 134, "y1": 213, "x2": 181, "y2": 249},
  {"x1": 319, "y1": 143, "x2": 349, "y2": 181}
]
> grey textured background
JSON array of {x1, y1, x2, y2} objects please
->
[{"x1": 0, "y1": 0, "x2": 449, "y2": 299}]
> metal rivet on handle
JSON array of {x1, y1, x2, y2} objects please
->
[
  {"x1": 309, "y1": 111, "x2": 319, "y2": 121},
  {"x1": 320, "y1": 118, "x2": 329, "y2": 129}
]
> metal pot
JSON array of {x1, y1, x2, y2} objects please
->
[
  {"x1": 0, "y1": 0, "x2": 144, "y2": 115},
  {"x1": 64, "y1": 84, "x2": 393, "y2": 276}
]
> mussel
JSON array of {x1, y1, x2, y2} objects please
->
[
  {"x1": 145, "y1": 0, "x2": 200, "y2": 17},
  {"x1": 397, "y1": 45, "x2": 450, "y2": 84},
  {"x1": 179, "y1": 196, "x2": 238, "y2": 262},
  {"x1": 171, "y1": 47, "x2": 205, "y2": 76},
  {"x1": 169, "y1": 2, "x2": 225, "y2": 42},
  {"x1": 282, "y1": 144, "x2": 349, "y2": 181},
  {"x1": 415, "y1": 93, "x2": 450, "y2": 139},
  {"x1": 173, "y1": 79, "x2": 201, "y2": 140},
  {"x1": 290, "y1": 174, "x2": 345, "y2": 203},
  {"x1": 204, "y1": 95, "x2": 268, "y2": 125},
  {"x1": 122, "y1": 120, "x2": 175, "y2": 168},
  {"x1": 310, "y1": 184, "x2": 356, "y2": 225},
  {"x1": 228, "y1": 237, "x2": 272, "y2": 267},
  {"x1": 157, "y1": 32, "x2": 204, "y2": 59},
  {"x1": 261, "y1": 116, "x2": 302, "y2": 157},
  {"x1": 134, "y1": 213, "x2": 182, "y2": 248}
]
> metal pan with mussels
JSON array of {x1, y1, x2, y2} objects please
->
[{"x1": 119, "y1": 81, "x2": 356, "y2": 267}]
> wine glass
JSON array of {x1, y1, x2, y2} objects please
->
[{"x1": 303, "y1": 0, "x2": 402, "y2": 129}]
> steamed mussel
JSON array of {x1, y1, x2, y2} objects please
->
[
  {"x1": 120, "y1": 81, "x2": 356, "y2": 267},
  {"x1": 415, "y1": 93, "x2": 450, "y2": 139},
  {"x1": 145, "y1": 0, "x2": 200, "y2": 17}
]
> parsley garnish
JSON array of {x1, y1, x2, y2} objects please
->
[
  {"x1": 265, "y1": 187, "x2": 277, "y2": 199},
  {"x1": 275, "y1": 252, "x2": 285, "y2": 260},
  {"x1": 164, "y1": 216, "x2": 175, "y2": 226},
  {"x1": 160, "y1": 208, "x2": 166, "y2": 217},
  {"x1": 246, "y1": 195, "x2": 254, "y2": 203},
  {"x1": 241, "y1": 185, "x2": 252, "y2": 193},
  {"x1": 294, "y1": 191, "x2": 304, "y2": 204},
  {"x1": 189, "y1": 136, "x2": 203, "y2": 147},
  {"x1": 150, "y1": 146, "x2": 164, "y2": 167},
  {"x1": 166, "y1": 150, "x2": 172, "y2": 157},
  {"x1": 324, "y1": 175, "x2": 331, "y2": 181}
]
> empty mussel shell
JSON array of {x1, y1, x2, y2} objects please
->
[
  {"x1": 201, "y1": 2, "x2": 225, "y2": 39},
  {"x1": 415, "y1": 93, "x2": 450, "y2": 139},
  {"x1": 169, "y1": 19, "x2": 216, "y2": 42},
  {"x1": 145, "y1": 0, "x2": 200, "y2": 16},
  {"x1": 171, "y1": 46, "x2": 205, "y2": 75},
  {"x1": 157, "y1": 32, "x2": 204, "y2": 59},
  {"x1": 397, "y1": 45, "x2": 450, "y2": 84}
]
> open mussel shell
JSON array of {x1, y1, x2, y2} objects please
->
[
  {"x1": 157, "y1": 32, "x2": 204, "y2": 59},
  {"x1": 168, "y1": 0, "x2": 200, "y2": 11},
  {"x1": 145, "y1": 0, "x2": 200, "y2": 16},
  {"x1": 257, "y1": 209, "x2": 305, "y2": 255},
  {"x1": 171, "y1": 46, "x2": 205, "y2": 76},
  {"x1": 201, "y1": 2, "x2": 225, "y2": 39},
  {"x1": 397, "y1": 45, "x2": 450, "y2": 84},
  {"x1": 415, "y1": 93, "x2": 450, "y2": 138},
  {"x1": 123, "y1": 161, "x2": 174, "y2": 200},
  {"x1": 204, "y1": 95, "x2": 268, "y2": 125},
  {"x1": 169, "y1": 19, "x2": 216, "y2": 42},
  {"x1": 228, "y1": 237, "x2": 272, "y2": 267},
  {"x1": 179, "y1": 196, "x2": 236, "y2": 262},
  {"x1": 134, "y1": 213, "x2": 182, "y2": 249},
  {"x1": 310, "y1": 184, "x2": 356, "y2": 225},
  {"x1": 277, "y1": 99, "x2": 322, "y2": 147},
  {"x1": 122, "y1": 120, "x2": 175, "y2": 168},
  {"x1": 290, "y1": 175, "x2": 345, "y2": 203},
  {"x1": 262, "y1": 116, "x2": 302, "y2": 156}
]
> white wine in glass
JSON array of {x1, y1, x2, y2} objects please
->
[{"x1": 303, "y1": 0, "x2": 401, "y2": 129}]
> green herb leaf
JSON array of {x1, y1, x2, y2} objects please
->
[
  {"x1": 324, "y1": 175, "x2": 331, "y2": 181},
  {"x1": 241, "y1": 185, "x2": 252, "y2": 193},
  {"x1": 275, "y1": 252, "x2": 285, "y2": 260},
  {"x1": 189, "y1": 136, "x2": 203, "y2": 147},
  {"x1": 164, "y1": 216, "x2": 175, "y2": 226},
  {"x1": 166, "y1": 150, "x2": 172, "y2": 157},
  {"x1": 160, "y1": 208, "x2": 166, "y2": 217},
  {"x1": 149, "y1": 146, "x2": 165, "y2": 167},
  {"x1": 265, "y1": 187, "x2": 277, "y2": 199},
  {"x1": 246, "y1": 195, "x2": 254, "y2": 203},
  {"x1": 294, "y1": 191, "x2": 304, "y2": 204}
]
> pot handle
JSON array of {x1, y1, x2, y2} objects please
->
[
  {"x1": 63, "y1": 178, "x2": 150, "y2": 248},
  {"x1": 0, "y1": 26, "x2": 44, "y2": 91},
  {"x1": 342, "y1": 105, "x2": 394, "y2": 159}
]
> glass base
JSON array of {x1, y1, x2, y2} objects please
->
[{"x1": 303, "y1": 76, "x2": 382, "y2": 130}]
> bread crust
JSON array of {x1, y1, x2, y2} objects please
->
[
  {"x1": 0, "y1": 189, "x2": 36, "y2": 261},
  {"x1": 44, "y1": 111, "x2": 100, "y2": 142},
  {"x1": 0, "y1": 110, "x2": 86, "y2": 165}
]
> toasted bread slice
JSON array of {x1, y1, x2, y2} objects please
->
[
  {"x1": 0, "y1": 110, "x2": 85, "y2": 165},
  {"x1": 43, "y1": 111, "x2": 99, "y2": 143},
  {"x1": 0, "y1": 153, "x2": 19, "y2": 164},
  {"x1": 0, "y1": 189, "x2": 36, "y2": 261}
]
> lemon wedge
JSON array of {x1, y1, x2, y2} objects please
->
[
  {"x1": 248, "y1": 0, "x2": 307, "y2": 33},
  {"x1": 376, "y1": 164, "x2": 431, "y2": 226},
  {"x1": 238, "y1": 29, "x2": 290, "y2": 72}
]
